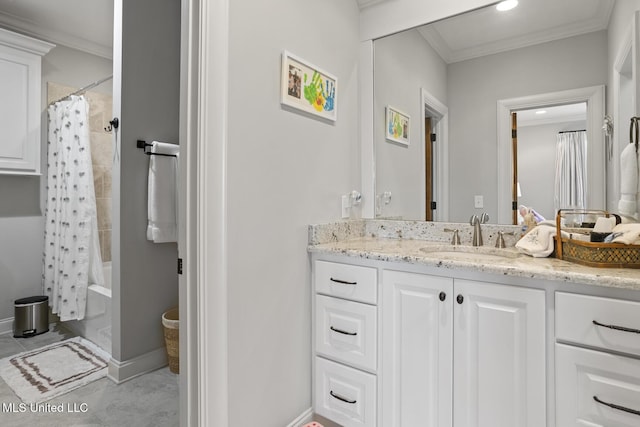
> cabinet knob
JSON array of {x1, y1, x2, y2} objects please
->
[
  {"x1": 456, "y1": 294, "x2": 464, "y2": 304},
  {"x1": 439, "y1": 291, "x2": 446, "y2": 302}
]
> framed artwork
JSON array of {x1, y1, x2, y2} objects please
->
[
  {"x1": 280, "y1": 51, "x2": 337, "y2": 122},
  {"x1": 385, "y1": 106, "x2": 410, "y2": 146}
]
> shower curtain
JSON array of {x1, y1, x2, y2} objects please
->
[
  {"x1": 43, "y1": 95, "x2": 104, "y2": 321},
  {"x1": 554, "y1": 131, "x2": 587, "y2": 213}
]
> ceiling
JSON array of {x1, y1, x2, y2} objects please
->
[
  {"x1": 0, "y1": 0, "x2": 614, "y2": 64},
  {"x1": 0, "y1": 0, "x2": 113, "y2": 59},
  {"x1": 517, "y1": 103, "x2": 587, "y2": 127},
  {"x1": 418, "y1": 0, "x2": 614, "y2": 63}
]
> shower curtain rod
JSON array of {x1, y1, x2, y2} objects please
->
[
  {"x1": 50, "y1": 75, "x2": 113, "y2": 105},
  {"x1": 558, "y1": 129, "x2": 586, "y2": 134}
]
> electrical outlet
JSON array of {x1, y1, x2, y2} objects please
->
[{"x1": 474, "y1": 195, "x2": 484, "y2": 208}]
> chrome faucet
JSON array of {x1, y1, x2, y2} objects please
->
[{"x1": 470, "y1": 212, "x2": 489, "y2": 246}]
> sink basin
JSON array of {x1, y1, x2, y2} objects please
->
[{"x1": 419, "y1": 245, "x2": 521, "y2": 260}]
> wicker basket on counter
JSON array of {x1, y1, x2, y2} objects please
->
[{"x1": 555, "y1": 209, "x2": 640, "y2": 268}]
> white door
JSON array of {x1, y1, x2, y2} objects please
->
[
  {"x1": 381, "y1": 270, "x2": 453, "y2": 427},
  {"x1": 453, "y1": 279, "x2": 545, "y2": 427}
]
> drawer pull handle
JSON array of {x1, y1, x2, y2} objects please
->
[
  {"x1": 594, "y1": 395, "x2": 640, "y2": 416},
  {"x1": 330, "y1": 390, "x2": 357, "y2": 404},
  {"x1": 592, "y1": 320, "x2": 640, "y2": 334},
  {"x1": 330, "y1": 277, "x2": 357, "y2": 285},
  {"x1": 330, "y1": 326, "x2": 357, "y2": 336}
]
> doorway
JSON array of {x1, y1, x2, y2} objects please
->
[
  {"x1": 497, "y1": 86, "x2": 605, "y2": 224},
  {"x1": 421, "y1": 88, "x2": 449, "y2": 221},
  {"x1": 510, "y1": 103, "x2": 588, "y2": 224}
]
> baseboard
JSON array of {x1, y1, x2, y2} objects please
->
[
  {"x1": 107, "y1": 347, "x2": 167, "y2": 384},
  {"x1": 287, "y1": 407, "x2": 313, "y2": 427},
  {"x1": 0, "y1": 317, "x2": 13, "y2": 335}
]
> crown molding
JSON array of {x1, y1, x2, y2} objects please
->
[
  {"x1": 0, "y1": 12, "x2": 112, "y2": 59},
  {"x1": 418, "y1": 0, "x2": 613, "y2": 64},
  {"x1": 356, "y1": 0, "x2": 388, "y2": 10}
]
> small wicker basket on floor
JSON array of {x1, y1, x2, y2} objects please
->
[{"x1": 162, "y1": 307, "x2": 179, "y2": 374}]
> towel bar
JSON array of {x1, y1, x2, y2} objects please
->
[{"x1": 137, "y1": 140, "x2": 177, "y2": 157}]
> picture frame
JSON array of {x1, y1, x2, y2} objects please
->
[
  {"x1": 385, "y1": 106, "x2": 410, "y2": 146},
  {"x1": 280, "y1": 50, "x2": 337, "y2": 122}
]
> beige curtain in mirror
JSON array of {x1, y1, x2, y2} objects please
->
[{"x1": 554, "y1": 130, "x2": 587, "y2": 213}]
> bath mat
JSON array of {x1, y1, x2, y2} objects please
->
[{"x1": 0, "y1": 337, "x2": 109, "y2": 404}]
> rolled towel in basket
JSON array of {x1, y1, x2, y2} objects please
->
[
  {"x1": 610, "y1": 223, "x2": 640, "y2": 245},
  {"x1": 516, "y1": 220, "x2": 567, "y2": 258}
]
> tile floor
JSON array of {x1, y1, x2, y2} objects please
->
[{"x1": 0, "y1": 324, "x2": 178, "y2": 427}]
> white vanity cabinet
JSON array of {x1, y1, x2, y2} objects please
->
[
  {"x1": 381, "y1": 271, "x2": 546, "y2": 427},
  {"x1": 0, "y1": 28, "x2": 53, "y2": 175},
  {"x1": 556, "y1": 292, "x2": 640, "y2": 426},
  {"x1": 313, "y1": 260, "x2": 378, "y2": 427}
]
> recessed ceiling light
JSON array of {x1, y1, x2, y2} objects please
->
[
  {"x1": 496, "y1": 0, "x2": 519, "y2": 12},
  {"x1": 535, "y1": 110, "x2": 547, "y2": 115}
]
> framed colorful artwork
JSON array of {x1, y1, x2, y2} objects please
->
[
  {"x1": 281, "y1": 51, "x2": 337, "y2": 122},
  {"x1": 385, "y1": 106, "x2": 410, "y2": 146}
]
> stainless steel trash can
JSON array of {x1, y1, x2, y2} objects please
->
[{"x1": 14, "y1": 296, "x2": 49, "y2": 338}]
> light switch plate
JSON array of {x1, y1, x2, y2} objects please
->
[
  {"x1": 342, "y1": 195, "x2": 350, "y2": 218},
  {"x1": 474, "y1": 195, "x2": 484, "y2": 208}
]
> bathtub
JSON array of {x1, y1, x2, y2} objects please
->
[{"x1": 64, "y1": 261, "x2": 112, "y2": 353}]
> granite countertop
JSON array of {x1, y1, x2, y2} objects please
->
[{"x1": 308, "y1": 220, "x2": 640, "y2": 291}]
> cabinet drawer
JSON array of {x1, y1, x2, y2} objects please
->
[
  {"x1": 556, "y1": 292, "x2": 640, "y2": 357},
  {"x1": 315, "y1": 294, "x2": 377, "y2": 372},
  {"x1": 556, "y1": 343, "x2": 640, "y2": 426},
  {"x1": 315, "y1": 261, "x2": 377, "y2": 304},
  {"x1": 315, "y1": 357, "x2": 376, "y2": 427}
]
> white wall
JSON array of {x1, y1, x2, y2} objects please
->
[
  {"x1": 607, "y1": 0, "x2": 640, "y2": 212},
  {"x1": 374, "y1": 28, "x2": 447, "y2": 219},
  {"x1": 226, "y1": 0, "x2": 360, "y2": 424},
  {"x1": 518, "y1": 120, "x2": 587, "y2": 220},
  {"x1": 0, "y1": 42, "x2": 111, "y2": 327},
  {"x1": 447, "y1": 31, "x2": 608, "y2": 222}
]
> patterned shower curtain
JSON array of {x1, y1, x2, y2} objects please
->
[
  {"x1": 43, "y1": 95, "x2": 104, "y2": 321},
  {"x1": 554, "y1": 130, "x2": 587, "y2": 213}
]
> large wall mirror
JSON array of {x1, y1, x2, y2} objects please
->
[{"x1": 372, "y1": 0, "x2": 624, "y2": 224}]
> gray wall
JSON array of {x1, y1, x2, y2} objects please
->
[
  {"x1": 0, "y1": 42, "x2": 111, "y2": 324},
  {"x1": 112, "y1": 0, "x2": 180, "y2": 363},
  {"x1": 374, "y1": 28, "x2": 447, "y2": 219},
  {"x1": 227, "y1": 0, "x2": 360, "y2": 424},
  {"x1": 447, "y1": 30, "x2": 608, "y2": 222},
  {"x1": 518, "y1": 120, "x2": 587, "y2": 221}
]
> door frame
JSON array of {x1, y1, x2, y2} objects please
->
[
  {"x1": 179, "y1": 0, "x2": 230, "y2": 426},
  {"x1": 496, "y1": 86, "x2": 605, "y2": 224},
  {"x1": 421, "y1": 88, "x2": 449, "y2": 221}
]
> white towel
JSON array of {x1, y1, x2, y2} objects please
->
[
  {"x1": 618, "y1": 143, "x2": 639, "y2": 218},
  {"x1": 147, "y1": 141, "x2": 180, "y2": 243},
  {"x1": 611, "y1": 223, "x2": 640, "y2": 245},
  {"x1": 516, "y1": 221, "x2": 567, "y2": 258}
]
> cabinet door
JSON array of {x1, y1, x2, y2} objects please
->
[
  {"x1": 0, "y1": 29, "x2": 53, "y2": 175},
  {"x1": 453, "y1": 279, "x2": 545, "y2": 427},
  {"x1": 381, "y1": 270, "x2": 453, "y2": 427}
]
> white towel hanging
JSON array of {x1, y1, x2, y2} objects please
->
[{"x1": 147, "y1": 141, "x2": 180, "y2": 243}]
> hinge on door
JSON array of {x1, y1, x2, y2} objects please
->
[
  {"x1": 512, "y1": 201, "x2": 518, "y2": 210},
  {"x1": 431, "y1": 133, "x2": 436, "y2": 142},
  {"x1": 512, "y1": 129, "x2": 517, "y2": 139},
  {"x1": 177, "y1": 258, "x2": 183, "y2": 275},
  {"x1": 431, "y1": 201, "x2": 437, "y2": 210}
]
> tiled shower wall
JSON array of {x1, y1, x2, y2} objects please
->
[{"x1": 47, "y1": 82, "x2": 114, "y2": 263}]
